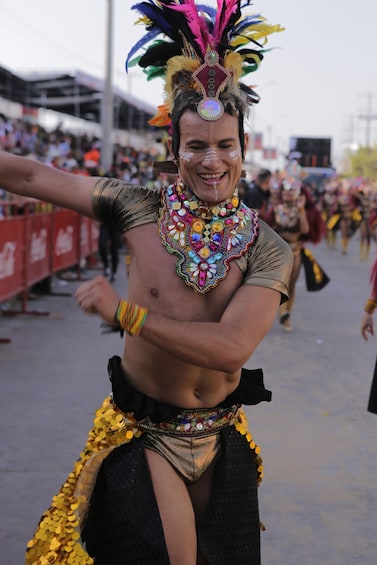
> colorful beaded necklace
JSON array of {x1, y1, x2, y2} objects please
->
[{"x1": 158, "y1": 180, "x2": 259, "y2": 293}]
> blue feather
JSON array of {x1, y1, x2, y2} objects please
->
[
  {"x1": 232, "y1": 15, "x2": 263, "y2": 36},
  {"x1": 125, "y1": 28, "x2": 160, "y2": 72},
  {"x1": 196, "y1": 4, "x2": 217, "y2": 19},
  {"x1": 131, "y1": 2, "x2": 175, "y2": 37}
]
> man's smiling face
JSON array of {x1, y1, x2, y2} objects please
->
[{"x1": 174, "y1": 110, "x2": 247, "y2": 204}]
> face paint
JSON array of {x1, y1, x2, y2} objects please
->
[
  {"x1": 201, "y1": 148, "x2": 220, "y2": 165},
  {"x1": 179, "y1": 150, "x2": 194, "y2": 162},
  {"x1": 229, "y1": 149, "x2": 241, "y2": 161}
]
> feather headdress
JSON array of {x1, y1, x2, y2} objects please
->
[{"x1": 126, "y1": 1, "x2": 284, "y2": 123}]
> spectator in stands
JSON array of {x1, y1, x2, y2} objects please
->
[{"x1": 83, "y1": 139, "x2": 101, "y2": 170}]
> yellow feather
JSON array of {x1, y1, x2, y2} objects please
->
[
  {"x1": 223, "y1": 52, "x2": 243, "y2": 82},
  {"x1": 231, "y1": 22, "x2": 285, "y2": 47},
  {"x1": 164, "y1": 56, "x2": 200, "y2": 108},
  {"x1": 134, "y1": 15, "x2": 152, "y2": 27}
]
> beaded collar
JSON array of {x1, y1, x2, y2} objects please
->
[{"x1": 158, "y1": 181, "x2": 259, "y2": 293}]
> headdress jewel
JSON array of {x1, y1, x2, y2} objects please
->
[{"x1": 126, "y1": 1, "x2": 284, "y2": 125}]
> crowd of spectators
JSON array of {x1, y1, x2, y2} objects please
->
[{"x1": 0, "y1": 113, "x2": 168, "y2": 209}]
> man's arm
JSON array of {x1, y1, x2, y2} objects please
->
[
  {"x1": 75, "y1": 277, "x2": 281, "y2": 373},
  {"x1": 141, "y1": 285, "x2": 280, "y2": 372},
  {"x1": 0, "y1": 151, "x2": 98, "y2": 217}
]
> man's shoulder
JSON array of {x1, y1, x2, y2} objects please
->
[
  {"x1": 257, "y1": 219, "x2": 293, "y2": 258},
  {"x1": 92, "y1": 178, "x2": 162, "y2": 231},
  {"x1": 94, "y1": 176, "x2": 161, "y2": 194}
]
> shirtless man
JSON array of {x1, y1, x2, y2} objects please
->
[
  {"x1": 1, "y1": 2, "x2": 291, "y2": 564},
  {"x1": 2, "y1": 106, "x2": 291, "y2": 565}
]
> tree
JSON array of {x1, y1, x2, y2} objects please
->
[{"x1": 349, "y1": 146, "x2": 377, "y2": 180}]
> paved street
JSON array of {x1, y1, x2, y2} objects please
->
[{"x1": 1, "y1": 237, "x2": 376, "y2": 565}]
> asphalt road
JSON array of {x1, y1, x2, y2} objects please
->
[{"x1": 1, "y1": 237, "x2": 376, "y2": 565}]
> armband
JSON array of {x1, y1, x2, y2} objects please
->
[
  {"x1": 364, "y1": 298, "x2": 377, "y2": 314},
  {"x1": 116, "y1": 299, "x2": 148, "y2": 336}
]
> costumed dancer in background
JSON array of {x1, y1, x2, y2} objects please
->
[
  {"x1": 360, "y1": 244, "x2": 377, "y2": 414},
  {"x1": 369, "y1": 207, "x2": 377, "y2": 247},
  {"x1": 319, "y1": 179, "x2": 339, "y2": 250},
  {"x1": 265, "y1": 161, "x2": 327, "y2": 332},
  {"x1": 352, "y1": 180, "x2": 377, "y2": 261},
  {"x1": 331, "y1": 178, "x2": 359, "y2": 255},
  {"x1": 0, "y1": 2, "x2": 291, "y2": 564}
]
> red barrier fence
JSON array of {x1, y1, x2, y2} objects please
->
[{"x1": 0, "y1": 202, "x2": 99, "y2": 308}]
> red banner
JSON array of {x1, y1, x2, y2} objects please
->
[
  {"x1": 51, "y1": 209, "x2": 79, "y2": 273},
  {"x1": 0, "y1": 208, "x2": 103, "y2": 306},
  {"x1": 25, "y1": 213, "x2": 52, "y2": 287},
  {"x1": 0, "y1": 217, "x2": 25, "y2": 302}
]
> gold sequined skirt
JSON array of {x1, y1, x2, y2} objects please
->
[{"x1": 25, "y1": 397, "x2": 262, "y2": 565}]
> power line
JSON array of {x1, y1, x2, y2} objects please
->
[{"x1": 358, "y1": 93, "x2": 377, "y2": 148}]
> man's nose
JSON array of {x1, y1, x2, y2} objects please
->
[{"x1": 201, "y1": 149, "x2": 221, "y2": 166}]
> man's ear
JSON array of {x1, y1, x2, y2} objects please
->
[{"x1": 167, "y1": 137, "x2": 175, "y2": 159}]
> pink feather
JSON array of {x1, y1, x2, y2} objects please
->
[
  {"x1": 166, "y1": 0, "x2": 209, "y2": 55},
  {"x1": 213, "y1": 0, "x2": 239, "y2": 43}
]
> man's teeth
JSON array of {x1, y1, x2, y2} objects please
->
[{"x1": 200, "y1": 173, "x2": 224, "y2": 179}]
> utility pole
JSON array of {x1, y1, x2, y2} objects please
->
[
  {"x1": 358, "y1": 93, "x2": 377, "y2": 148},
  {"x1": 101, "y1": 0, "x2": 114, "y2": 173}
]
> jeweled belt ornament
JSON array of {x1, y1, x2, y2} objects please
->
[{"x1": 138, "y1": 405, "x2": 240, "y2": 437}]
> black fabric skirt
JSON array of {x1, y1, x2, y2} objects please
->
[{"x1": 82, "y1": 426, "x2": 261, "y2": 565}]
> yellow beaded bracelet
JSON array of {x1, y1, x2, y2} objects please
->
[
  {"x1": 116, "y1": 299, "x2": 148, "y2": 336},
  {"x1": 364, "y1": 298, "x2": 377, "y2": 314}
]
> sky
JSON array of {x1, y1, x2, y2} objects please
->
[{"x1": 1, "y1": 0, "x2": 377, "y2": 170}]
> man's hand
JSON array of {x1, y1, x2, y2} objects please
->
[
  {"x1": 75, "y1": 276, "x2": 120, "y2": 326},
  {"x1": 361, "y1": 311, "x2": 374, "y2": 341}
]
